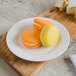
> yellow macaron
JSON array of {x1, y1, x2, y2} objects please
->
[{"x1": 40, "y1": 25, "x2": 59, "y2": 47}]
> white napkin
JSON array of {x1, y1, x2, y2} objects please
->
[
  {"x1": 70, "y1": 54, "x2": 76, "y2": 69},
  {"x1": 67, "y1": 0, "x2": 76, "y2": 13}
]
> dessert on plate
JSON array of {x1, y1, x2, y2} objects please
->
[
  {"x1": 21, "y1": 18, "x2": 59, "y2": 48},
  {"x1": 40, "y1": 25, "x2": 59, "y2": 46},
  {"x1": 33, "y1": 18, "x2": 53, "y2": 31},
  {"x1": 21, "y1": 29, "x2": 41, "y2": 48}
]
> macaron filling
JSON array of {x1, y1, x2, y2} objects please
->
[
  {"x1": 42, "y1": 26, "x2": 49, "y2": 45},
  {"x1": 34, "y1": 22, "x2": 43, "y2": 27},
  {"x1": 24, "y1": 42, "x2": 41, "y2": 46}
]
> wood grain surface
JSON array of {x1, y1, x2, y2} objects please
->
[{"x1": 0, "y1": 8, "x2": 76, "y2": 76}]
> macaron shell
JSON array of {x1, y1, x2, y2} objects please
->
[
  {"x1": 44, "y1": 26, "x2": 59, "y2": 46},
  {"x1": 34, "y1": 18, "x2": 53, "y2": 26},
  {"x1": 22, "y1": 29, "x2": 40, "y2": 44},
  {"x1": 21, "y1": 29, "x2": 41, "y2": 48}
]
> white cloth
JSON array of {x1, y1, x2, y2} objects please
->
[
  {"x1": 70, "y1": 54, "x2": 76, "y2": 69},
  {"x1": 67, "y1": 0, "x2": 76, "y2": 12}
]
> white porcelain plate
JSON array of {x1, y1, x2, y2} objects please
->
[{"x1": 6, "y1": 17, "x2": 70, "y2": 61}]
